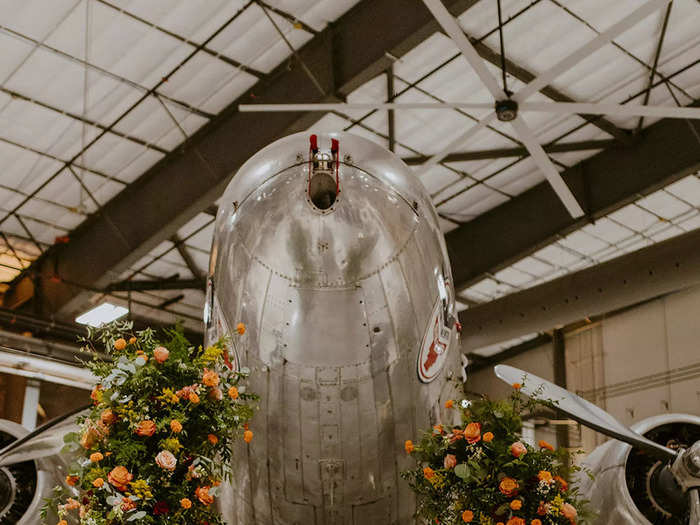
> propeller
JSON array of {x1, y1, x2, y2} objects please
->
[
  {"x1": 493, "y1": 364, "x2": 700, "y2": 523},
  {"x1": 240, "y1": 0, "x2": 675, "y2": 220}
]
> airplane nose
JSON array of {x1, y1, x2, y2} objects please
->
[{"x1": 307, "y1": 135, "x2": 340, "y2": 212}]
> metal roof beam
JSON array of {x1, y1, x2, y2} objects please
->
[
  {"x1": 446, "y1": 107, "x2": 700, "y2": 292},
  {"x1": 18, "y1": 0, "x2": 480, "y2": 319}
]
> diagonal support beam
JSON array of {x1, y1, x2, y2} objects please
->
[{"x1": 446, "y1": 104, "x2": 700, "y2": 292}]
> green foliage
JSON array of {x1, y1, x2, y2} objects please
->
[
  {"x1": 42, "y1": 321, "x2": 258, "y2": 525},
  {"x1": 401, "y1": 384, "x2": 594, "y2": 525}
]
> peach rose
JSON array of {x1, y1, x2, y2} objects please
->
[
  {"x1": 511, "y1": 441, "x2": 527, "y2": 458},
  {"x1": 202, "y1": 369, "x2": 220, "y2": 387},
  {"x1": 228, "y1": 386, "x2": 239, "y2": 399},
  {"x1": 499, "y1": 477, "x2": 519, "y2": 496},
  {"x1": 404, "y1": 440, "x2": 414, "y2": 454},
  {"x1": 506, "y1": 518, "x2": 525, "y2": 525},
  {"x1": 195, "y1": 486, "x2": 214, "y2": 505},
  {"x1": 483, "y1": 431, "x2": 494, "y2": 442},
  {"x1": 128, "y1": 336, "x2": 137, "y2": 344},
  {"x1": 208, "y1": 434, "x2": 218, "y2": 445},
  {"x1": 107, "y1": 466, "x2": 132, "y2": 491},
  {"x1": 121, "y1": 497, "x2": 136, "y2": 511},
  {"x1": 423, "y1": 467, "x2": 435, "y2": 480},
  {"x1": 170, "y1": 420, "x2": 183, "y2": 433},
  {"x1": 444, "y1": 399, "x2": 454, "y2": 409},
  {"x1": 58, "y1": 521, "x2": 68, "y2": 525},
  {"x1": 65, "y1": 475, "x2": 78, "y2": 486},
  {"x1": 180, "y1": 498, "x2": 192, "y2": 509},
  {"x1": 80, "y1": 426, "x2": 101, "y2": 449},
  {"x1": 135, "y1": 420, "x2": 156, "y2": 437},
  {"x1": 537, "y1": 502, "x2": 549, "y2": 515},
  {"x1": 209, "y1": 388, "x2": 223, "y2": 401},
  {"x1": 114, "y1": 338, "x2": 127, "y2": 351},
  {"x1": 100, "y1": 409, "x2": 116, "y2": 426},
  {"x1": 561, "y1": 503, "x2": 577, "y2": 522},
  {"x1": 244, "y1": 429, "x2": 253, "y2": 443},
  {"x1": 89, "y1": 452, "x2": 103, "y2": 463},
  {"x1": 236, "y1": 322, "x2": 246, "y2": 335},
  {"x1": 65, "y1": 498, "x2": 80, "y2": 510},
  {"x1": 154, "y1": 346, "x2": 169, "y2": 363},
  {"x1": 443, "y1": 454, "x2": 457, "y2": 469},
  {"x1": 155, "y1": 450, "x2": 177, "y2": 471},
  {"x1": 510, "y1": 500, "x2": 522, "y2": 510},
  {"x1": 462, "y1": 510, "x2": 474, "y2": 522},
  {"x1": 93, "y1": 477, "x2": 104, "y2": 488},
  {"x1": 464, "y1": 422, "x2": 481, "y2": 444}
]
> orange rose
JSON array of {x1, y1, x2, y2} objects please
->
[
  {"x1": 100, "y1": 409, "x2": 116, "y2": 426},
  {"x1": 65, "y1": 475, "x2": 78, "y2": 486},
  {"x1": 114, "y1": 338, "x2": 127, "y2": 351},
  {"x1": 423, "y1": 467, "x2": 435, "y2": 480},
  {"x1": 170, "y1": 420, "x2": 183, "y2": 433},
  {"x1": 58, "y1": 521, "x2": 68, "y2": 525},
  {"x1": 65, "y1": 498, "x2": 80, "y2": 510},
  {"x1": 531, "y1": 520, "x2": 542, "y2": 525},
  {"x1": 80, "y1": 426, "x2": 101, "y2": 449},
  {"x1": 464, "y1": 422, "x2": 481, "y2": 444},
  {"x1": 180, "y1": 498, "x2": 192, "y2": 509},
  {"x1": 107, "y1": 466, "x2": 132, "y2": 491},
  {"x1": 154, "y1": 346, "x2": 169, "y2": 363},
  {"x1": 405, "y1": 440, "x2": 414, "y2": 454},
  {"x1": 537, "y1": 502, "x2": 549, "y2": 515},
  {"x1": 93, "y1": 477, "x2": 104, "y2": 488},
  {"x1": 189, "y1": 392, "x2": 200, "y2": 404},
  {"x1": 135, "y1": 420, "x2": 156, "y2": 437},
  {"x1": 511, "y1": 441, "x2": 527, "y2": 458},
  {"x1": 483, "y1": 431, "x2": 494, "y2": 442},
  {"x1": 510, "y1": 500, "x2": 522, "y2": 510},
  {"x1": 195, "y1": 485, "x2": 214, "y2": 505},
  {"x1": 462, "y1": 510, "x2": 474, "y2": 522},
  {"x1": 539, "y1": 440, "x2": 554, "y2": 451},
  {"x1": 208, "y1": 434, "x2": 218, "y2": 445},
  {"x1": 228, "y1": 386, "x2": 239, "y2": 399},
  {"x1": 512, "y1": 382, "x2": 522, "y2": 390},
  {"x1": 202, "y1": 369, "x2": 220, "y2": 387},
  {"x1": 538, "y1": 470, "x2": 553, "y2": 483},
  {"x1": 444, "y1": 399, "x2": 454, "y2": 409},
  {"x1": 236, "y1": 322, "x2": 246, "y2": 335},
  {"x1": 561, "y1": 503, "x2": 577, "y2": 521},
  {"x1": 128, "y1": 336, "x2": 137, "y2": 344},
  {"x1": 121, "y1": 497, "x2": 136, "y2": 511},
  {"x1": 499, "y1": 477, "x2": 519, "y2": 496},
  {"x1": 443, "y1": 454, "x2": 457, "y2": 469},
  {"x1": 507, "y1": 518, "x2": 525, "y2": 525},
  {"x1": 89, "y1": 452, "x2": 103, "y2": 463},
  {"x1": 244, "y1": 430, "x2": 253, "y2": 443},
  {"x1": 433, "y1": 424, "x2": 444, "y2": 434},
  {"x1": 209, "y1": 388, "x2": 223, "y2": 401},
  {"x1": 555, "y1": 475, "x2": 569, "y2": 491}
]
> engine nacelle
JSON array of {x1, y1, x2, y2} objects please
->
[
  {"x1": 575, "y1": 413, "x2": 700, "y2": 524},
  {"x1": 0, "y1": 418, "x2": 59, "y2": 525}
]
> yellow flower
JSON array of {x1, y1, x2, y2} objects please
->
[
  {"x1": 129, "y1": 479, "x2": 153, "y2": 500},
  {"x1": 538, "y1": 470, "x2": 553, "y2": 483},
  {"x1": 162, "y1": 437, "x2": 183, "y2": 453}
]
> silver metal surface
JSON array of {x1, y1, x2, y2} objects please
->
[
  {"x1": 574, "y1": 413, "x2": 700, "y2": 525},
  {"x1": 494, "y1": 364, "x2": 678, "y2": 460},
  {"x1": 207, "y1": 131, "x2": 461, "y2": 524}
]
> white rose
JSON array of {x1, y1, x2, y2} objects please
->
[{"x1": 155, "y1": 450, "x2": 177, "y2": 471}]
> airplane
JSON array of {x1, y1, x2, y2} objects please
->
[{"x1": 0, "y1": 131, "x2": 698, "y2": 525}]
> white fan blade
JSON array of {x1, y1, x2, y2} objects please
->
[
  {"x1": 515, "y1": 0, "x2": 669, "y2": 102},
  {"x1": 239, "y1": 102, "x2": 493, "y2": 112},
  {"x1": 421, "y1": 0, "x2": 506, "y2": 100},
  {"x1": 510, "y1": 116, "x2": 584, "y2": 218},
  {"x1": 520, "y1": 101, "x2": 700, "y2": 120},
  {"x1": 420, "y1": 112, "x2": 497, "y2": 172}
]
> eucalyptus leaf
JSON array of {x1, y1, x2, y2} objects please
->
[
  {"x1": 454, "y1": 463, "x2": 470, "y2": 480},
  {"x1": 127, "y1": 511, "x2": 147, "y2": 521}
]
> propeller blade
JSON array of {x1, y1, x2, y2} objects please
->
[
  {"x1": 421, "y1": 0, "x2": 506, "y2": 100},
  {"x1": 239, "y1": 102, "x2": 493, "y2": 112},
  {"x1": 509, "y1": 116, "x2": 584, "y2": 218},
  {"x1": 493, "y1": 364, "x2": 677, "y2": 460},
  {"x1": 690, "y1": 488, "x2": 700, "y2": 524},
  {"x1": 520, "y1": 101, "x2": 700, "y2": 120},
  {"x1": 514, "y1": 0, "x2": 669, "y2": 102},
  {"x1": 420, "y1": 112, "x2": 497, "y2": 172},
  {"x1": 0, "y1": 405, "x2": 88, "y2": 467}
]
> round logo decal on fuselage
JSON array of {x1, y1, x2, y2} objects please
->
[{"x1": 417, "y1": 298, "x2": 451, "y2": 383}]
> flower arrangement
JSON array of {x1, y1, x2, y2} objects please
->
[
  {"x1": 42, "y1": 321, "x2": 257, "y2": 525},
  {"x1": 401, "y1": 384, "x2": 593, "y2": 525}
]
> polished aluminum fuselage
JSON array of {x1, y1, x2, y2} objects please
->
[{"x1": 206, "y1": 132, "x2": 461, "y2": 524}]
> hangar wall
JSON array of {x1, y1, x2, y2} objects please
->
[{"x1": 468, "y1": 282, "x2": 700, "y2": 454}]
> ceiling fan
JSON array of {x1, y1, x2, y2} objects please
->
[{"x1": 239, "y1": 0, "x2": 699, "y2": 220}]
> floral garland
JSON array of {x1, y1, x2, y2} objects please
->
[
  {"x1": 401, "y1": 384, "x2": 593, "y2": 525},
  {"x1": 41, "y1": 321, "x2": 258, "y2": 525}
]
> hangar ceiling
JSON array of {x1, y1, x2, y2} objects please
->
[{"x1": 0, "y1": 0, "x2": 698, "y2": 344}]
